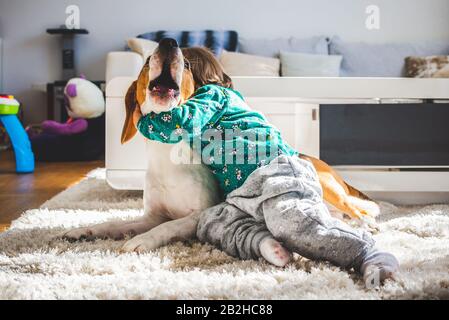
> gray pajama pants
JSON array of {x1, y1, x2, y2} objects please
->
[{"x1": 197, "y1": 155, "x2": 375, "y2": 270}]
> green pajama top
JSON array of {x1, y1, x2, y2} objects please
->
[{"x1": 137, "y1": 84, "x2": 298, "y2": 196}]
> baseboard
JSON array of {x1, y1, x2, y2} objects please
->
[
  {"x1": 367, "y1": 192, "x2": 449, "y2": 205},
  {"x1": 337, "y1": 170, "x2": 449, "y2": 192}
]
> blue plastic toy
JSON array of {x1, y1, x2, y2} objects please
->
[{"x1": 0, "y1": 95, "x2": 35, "y2": 173}]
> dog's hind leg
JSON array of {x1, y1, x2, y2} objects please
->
[
  {"x1": 62, "y1": 214, "x2": 168, "y2": 241},
  {"x1": 121, "y1": 211, "x2": 201, "y2": 253},
  {"x1": 320, "y1": 173, "x2": 379, "y2": 232}
]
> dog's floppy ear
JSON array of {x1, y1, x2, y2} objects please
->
[
  {"x1": 136, "y1": 57, "x2": 150, "y2": 106},
  {"x1": 180, "y1": 69, "x2": 195, "y2": 104},
  {"x1": 121, "y1": 58, "x2": 150, "y2": 144},
  {"x1": 121, "y1": 80, "x2": 138, "y2": 144}
]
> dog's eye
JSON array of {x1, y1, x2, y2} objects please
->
[{"x1": 184, "y1": 60, "x2": 191, "y2": 70}]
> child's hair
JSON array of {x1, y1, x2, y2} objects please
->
[{"x1": 182, "y1": 47, "x2": 233, "y2": 90}]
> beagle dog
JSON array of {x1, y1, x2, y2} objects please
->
[{"x1": 63, "y1": 38, "x2": 379, "y2": 253}]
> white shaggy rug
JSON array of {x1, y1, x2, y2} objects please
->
[{"x1": 1, "y1": 169, "x2": 449, "y2": 300}]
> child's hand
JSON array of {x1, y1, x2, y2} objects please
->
[{"x1": 133, "y1": 105, "x2": 142, "y2": 128}]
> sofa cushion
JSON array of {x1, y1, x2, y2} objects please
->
[
  {"x1": 127, "y1": 38, "x2": 158, "y2": 61},
  {"x1": 405, "y1": 55, "x2": 449, "y2": 78},
  {"x1": 280, "y1": 51, "x2": 342, "y2": 77},
  {"x1": 329, "y1": 37, "x2": 449, "y2": 77},
  {"x1": 137, "y1": 30, "x2": 238, "y2": 56},
  {"x1": 219, "y1": 50, "x2": 280, "y2": 76},
  {"x1": 239, "y1": 36, "x2": 329, "y2": 58}
]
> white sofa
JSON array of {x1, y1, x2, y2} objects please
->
[
  {"x1": 106, "y1": 51, "x2": 144, "y2": 83},
  {"x1": 105, "y1": 51, "x2": 449, "y2": 205}
]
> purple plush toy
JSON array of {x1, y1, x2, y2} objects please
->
[
  {"x1": 27, "y1": 77, "x2": 105, "y2": 161},
  {"x1": 31, "y1": 76, "x2": 104, "y2": 137},
  {"x1": 39, "y1": 118, "x2": 88, "y2": 136}
]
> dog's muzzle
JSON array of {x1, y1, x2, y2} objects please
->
[{"x1": 148, "y1": 38, "x2": 183, "y2": 102}]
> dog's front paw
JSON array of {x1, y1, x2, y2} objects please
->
[
  {"x1": 121, "y1": 234, "x2": 160, "y2": 253},
  {"x1": 61, "y1": 227, "x2": 95, "y2": 242}
]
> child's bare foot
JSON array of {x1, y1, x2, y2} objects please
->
[
  {"x1": 259, "y1": 237, "x2": 291, "y2": 267},
  {"x1": 360, "y1": 250, "x2": 399, "y2": 287}
]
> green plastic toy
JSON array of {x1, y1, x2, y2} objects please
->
[{"x1": 0, "y1": 95, "x2": 35, "y2": 173}]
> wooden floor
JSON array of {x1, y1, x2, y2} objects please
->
[{"x1": 0, "y1": 150, "x2": 103, "y2": 231}]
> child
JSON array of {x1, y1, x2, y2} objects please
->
[{"x1": 136, "y1": 48, "x2": 399, "y2": 285}]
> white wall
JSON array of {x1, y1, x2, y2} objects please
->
[{"x1": 1, "y1": 0, "x2": 449, "y2": 124}]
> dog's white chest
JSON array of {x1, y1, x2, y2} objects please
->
[{"x1": 144, "y1": 140, "x2": 220, "y2": 220}]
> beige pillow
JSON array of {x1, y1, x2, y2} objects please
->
[
  {"x1": 434, "y1": 64, "x2": 449, "y2": 78},
  {"x1": 127, "y1": 38, "x2": 159, "y2": 61},
  {"x1": 219, "y1": 50, "x2": 280, "y2": 76},
  {"x1": 405, "y1": 55, "x2": 449, "y2": 78}
]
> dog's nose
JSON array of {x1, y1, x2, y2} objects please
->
[{"x1": 159, "y1": 38, "x2": 179, "y2": 49}]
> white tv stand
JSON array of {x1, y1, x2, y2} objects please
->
[{"x1": 106, "y1": 77, "x2": 449, "y2": 205}]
